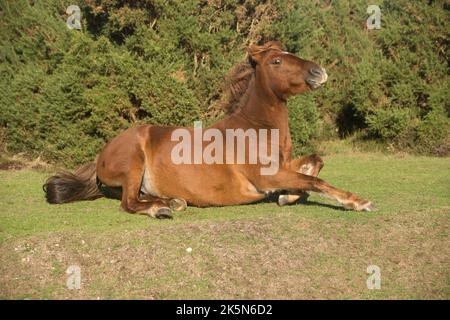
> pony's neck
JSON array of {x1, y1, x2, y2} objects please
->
[{"x1": 237, "y1": 73, "x2": 288, "y2": 129}]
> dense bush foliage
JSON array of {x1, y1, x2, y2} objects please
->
[{"x1": 0, "y1": 0, "x2": 448, "y2": 166}]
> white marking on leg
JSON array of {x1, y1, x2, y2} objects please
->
[
  {"x1": 140, "y1": 167, "x2": 158, "y2": 196},
  {"x1": 278, "y1": 194, "x2": 301, "y2": 206},
  {"x1": 299, "y1": 163, "x2": 314, "y2": 176}
]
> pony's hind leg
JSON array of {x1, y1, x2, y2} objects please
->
[
  {"x1": 278, "y1": 154, "x2": 324, "y2": 206},
  {"x1": 139, "y1": 194, "x2": 187, "y2": 212},
  {"x1": 121, "y1": 171, "x2": 173, "y2": 219},
  {"x1": 169, "y1": 198, "x2": 188, "y2": 212}
]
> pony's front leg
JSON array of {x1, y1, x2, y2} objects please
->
[
  {"x1": 278, "y1": 154, "x2": 324, "y2": 206},
  {"x1": 258, "y1": 169, "x2": 374, "y2": 212}
]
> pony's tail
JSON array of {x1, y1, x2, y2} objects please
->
[{"x1": 43, "y1": 161, "x2": 104, "y2": 204}]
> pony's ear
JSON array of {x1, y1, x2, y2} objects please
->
[
  {"x1": 247, "y1": 44, "x2": 264, "y2": 65},
  {"x1": 247, "y1": 46, "x2": 258, "y2": 68},
  {"x1": 264, "y1": 41, "x2": 283, "y2": 51},
  {"x1": 247, "y1": 41, "x2": 283, "y2": 66}
]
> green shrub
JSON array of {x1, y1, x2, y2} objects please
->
[
  {"x1": 287, "y1": 94, "x2": 319, "y2": 156},
  {"x1": 416, "y1": 107, "x2": 450, "y2": 156},
  {"x1": 0, "y1": 0, "x2": 449, "y2": 166},
  {"x1": 366, "y1": 107, "x2": 413, "y2": 141}
]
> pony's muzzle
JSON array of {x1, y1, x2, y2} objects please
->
[{"x1": 306, "y1": 67, "x2": 328, "y2": 89}]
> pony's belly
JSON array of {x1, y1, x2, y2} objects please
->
[
  {"x1": 183, "y1": 186, "x2": 266, "y2": 207},
  {"x1": 146, "y1": 165, "x2": 266, "y2": 207}
]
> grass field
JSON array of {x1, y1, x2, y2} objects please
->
[{"x1": 0, "y1": 151, "x2": 449, "y2": 299}]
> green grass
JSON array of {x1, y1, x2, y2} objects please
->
[{"x1": 0, "y1": 152, "x2": 449, "y2": 299}]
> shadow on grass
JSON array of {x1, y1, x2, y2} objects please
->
[
  {"x1": 300, "y1": 200, "x2": 347, "y2": 211},
  {"x1": 251, "y1": 193, "x2": 347, "y2": 212}
]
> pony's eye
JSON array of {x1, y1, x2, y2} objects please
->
[{"x1": 272, "y1": 58, "x2": 282, "y2": 65}]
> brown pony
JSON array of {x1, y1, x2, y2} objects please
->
[{"x1": 43, "y1": 41, "x2": 374, "y2": 219}]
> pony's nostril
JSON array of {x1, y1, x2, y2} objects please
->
[
  {"x1": 306, "y1": 78, "x2": 317, "y2": 87},
  {"x1": 310, "y1": 68, "x2": 322, "y2": 77},
  {"x1": 307, "y1": 67, "x2": 327, "y2": 89}
]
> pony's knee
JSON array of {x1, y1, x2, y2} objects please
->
[
  {"x1": 299, "y1": 154, "x2": 324, "y2": 176},
  {"x1": 310, "y1": 154, "x2": 324, "y2": 169}
]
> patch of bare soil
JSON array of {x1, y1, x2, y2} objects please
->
[
  {"x1": 0, "y1": 161, "x2": 25, "y2": 170},
  {"x1": 0, "y1": 208, "x2": 448, "y2": 299},
  {"x1": 0, "y1": 155, "x2": 50, "y2": 171}
]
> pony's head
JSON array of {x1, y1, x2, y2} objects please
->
[{"x1": 247, "y1": 41, "x2": 328, "y2": 101}]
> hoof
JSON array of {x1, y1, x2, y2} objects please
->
[
  {"x1": 277, "y1": 192, "x2": 309, "y2": 206},
  {"x1": 155, "y1": 207, "x2": 173, "y2": 219},
  {"x1": 277, "y1": 194, "x2": 300, "y2": 206},
  {"x1": 278, "y1": 195, "x2": 290, "y2": 206},
  {"x1": 345, "y1": 200, "x2": 377, "y2": 212},
  {"x1": 361, "y1": 201, "x2": 377, "y2": 212},
  {"x1": 169, "y1": 198, "x2": 187, "y2": 212}
]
